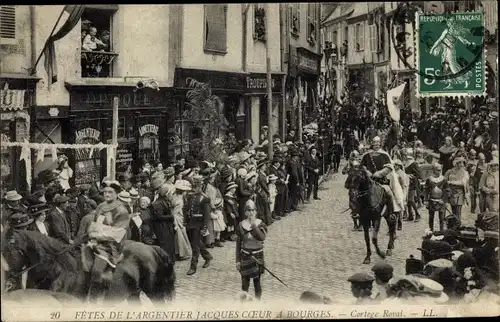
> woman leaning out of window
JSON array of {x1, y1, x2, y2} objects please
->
[{"x1": 235, "y1": 199, "x2": 268, "y2": 300}]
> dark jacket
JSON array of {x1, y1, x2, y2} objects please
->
[
  {"x1": 287, "y1": 159, "x2": 300, "y2": 185},
  {"x1": 305, "y1": 154, "x2": 322, "y2": 177},
  {"x1": 46, "y1": 206, "x2": 71, "y2": 244},
  {"x1": 149, "y1": 196, "x2": 176, "y2": 259},
  {"x1": 183, "y1": 192, "x2": 211, "y2": 229}
]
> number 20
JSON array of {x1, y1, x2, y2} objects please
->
[
  {"x1": 50, "y1": 312, "x2": 60, "y2": 320},
  {"x1": 424, "y1": 68, "x2": 441, "y2": 85}
]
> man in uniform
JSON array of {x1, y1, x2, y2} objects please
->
[
  {"x1": 359, "y1": 136, "x2": 404, "y2": 219},
  {"x1": 184, "y1": 175, "x2": 213, "y2": 276}
]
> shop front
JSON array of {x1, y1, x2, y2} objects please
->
[
  {"x1": 66, "y1": 84, "x2": 176, "y2": 185},
  {"x1": 0, "y1": 76, "x2": 38, "y2": 194},
  {"x1": 287, "y1": 46, "x2": 322, "y2": 130},
  {"x1": 173, "y1": 68, "x2": 249, "y2": 155},
  {"x1": 245, "y1": 73, "x2": 284, "y2": 144}
]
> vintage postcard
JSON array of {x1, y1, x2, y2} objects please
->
[{"x1": 1, "y1": 2, "x2": 498, "y2": 321}]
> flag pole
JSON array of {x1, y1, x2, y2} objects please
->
[{"x1": 29, "y1": 6, "x2": 66, "y2": 75}]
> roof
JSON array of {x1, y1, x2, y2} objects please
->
[{"x1": 321, "y1": 4, "x2": 355, "y2": 26}]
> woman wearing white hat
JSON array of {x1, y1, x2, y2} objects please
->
[
  {"x1": 172, "y1": 180, "x2": 192, "y2": 260},
  {"x1": 478, "y1": 158, "x2": 499, "y2": 212},
  {"x1": 444, "y1": 157, "x2": 469, "y2": 221}
]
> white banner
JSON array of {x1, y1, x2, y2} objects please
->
[{"x1": 386, "y1": 83, "x2": 406, "y2": 122}]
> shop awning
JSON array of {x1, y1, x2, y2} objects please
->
[{"x1": 1, "y1": 88, "x2": 27, "y2": 112}]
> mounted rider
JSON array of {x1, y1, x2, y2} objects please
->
[
  {"x1": 81, "y1": 180, "x2": 130, "y2": 301},
  {"x1": 360, "y1": 136, "x2": 405, "y2": 218}
]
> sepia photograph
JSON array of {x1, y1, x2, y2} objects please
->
[{"x1": 0, "y1": 1, "x2": 498, "y2": 320}]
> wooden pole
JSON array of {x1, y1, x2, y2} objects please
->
[
  {"x1": 297, "y1": 76, "x2": 303, "y2": 143},
  {"x1": 265, "y1": 3, "x2": 273, "y2": 160},
  {"x1": 110, "y1": 96, "x2": 119, "y2": 181}
]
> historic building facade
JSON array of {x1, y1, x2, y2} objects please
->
[
  {"x1": 281, "y1": 2, "x2": 322, "y2": 134},
  {"x1": 2, "y1": 5, "x2": 175, "y2": 187}
]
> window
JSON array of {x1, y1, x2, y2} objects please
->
[
  {"x1": 253, "y1": 4, "x2": 266, "y2": 42},
  {"x1": 355, "y1": 23, "x2": 364, "y2": 51},
  {"x1": 0, "y1": 5, "x2": 16, "y2": 44},
  {"x1": 81, "y1": 6, "x2": 118, "y2": 78},
  {"x1": 289, "y1": 3, "x2": 300, "y2": 37},
  {"x1": 332, "y1": 30, "x2": 338, "y2": 48},
  {"x1": 369, "y1": 24, "x2": 377, "y2": 53},
  {"x1": 204, "y1": 4, "x2": 228, "y2": 54},
  {"x1": 307, "y1": 3, "x2": 319, "y2": 46}
]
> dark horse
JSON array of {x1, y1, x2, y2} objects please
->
[
  {"x1": 347, "y1": 167, "x2": 397, "y2": 264},
  {"x1": 2, "y1": 229, "x2": 176, "y2": 304}
]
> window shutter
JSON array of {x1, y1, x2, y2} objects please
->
[
  {"x1": 289, "y1": 4, "x2": 293, "y2": 31},
  {"x1": 369, "y1": 25, "x2": 374, "y2": 53},
  {"x1": 296, "y1": 4, "x2": 300, "y2": 32},
  {"x1": 204, "y1": 4, "x2": 227, "y2": 53},
  {"x1": 0, "y1": 5, "x2": 16, "y2": 44},
  {"x1": 359, "y1": 23, "x2": 365, "y2": 50}
]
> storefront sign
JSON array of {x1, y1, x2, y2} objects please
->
[
  {"x1": 70, "y1": 87, "x2": 173, "y2": 111},
  {"x1": 139, "y1": 124, "x2": 159, "y2": 137},
  {"x1": 245, "y1": 74, "x2": 283, "y2": 93},
  {"x1": 0, "y1": 89, "x2": 25, "y2": 111},
  {"x1": 116, "y1": 147, "x2": 134, "y2": 165},
  {"x1": 76, "y1": 128, "x2": 100, "y2": 143},
  {"x1": 289, "y1": 47, "x2": 321, "y2": 76},
  {"x1": 174, "y1": 68, "x2": 247, "y2": 92}
]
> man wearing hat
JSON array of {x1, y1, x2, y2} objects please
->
[
  {"x1": 331, "y1": 136, "x2": 343, "y2": 173},
  {"x1": 183, "y1": 175, "x2": 213, "y2": 275},
  {"x1": 163, "y1": 166, "x2": 176, "y2": 185},
  {"x1": 445, "y1": 156, "x2": 469, "y2": 221},
  {"x1": 305, "y1": 146, "x2": 322, "y2": 201},
  {"x1": 286, "y1": 149, "x2": 301, "y2": 211},
  {"x1": 347, "y1": 272, "x2": 375, "y2": 304},
  {"x1": 479, "y1": 158, "x2": 499, "y2": 212},
  {"x1": 472, "y1": 152, "x2": 488, "y2": 213},
  {"x1": 1, "y1": 190, "x2": 25, "y2": 227},
  {"x1": 77, "y1": 184, "x2": 98, "y2": 220},
  {"x1": 46, "y1": 194, "x2": 72, "y2": 245},
  {"x1": 268, "y1": 156, "x2": 287, "y2": 219},
  {"x1": 65, "y1": 187, "x2": 83, "y2": 240},
  {"x1": 371, "y1": 261, "x2": 394, "y2": 301}
]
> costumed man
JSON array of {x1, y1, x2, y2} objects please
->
[
  {"x1": 344, "y1": 159, "x2": 362, "y2": 231},
  {"x1": 359, "y1": 136, "x2": 405, "y2": 220},
  {"x1": 82, "y1": 180, "x2": 130, "y2": 301},
  {"x1": 331, "y1": 136, "x2": 343, "y2": 173},
  {"x1": 478, "y1": 158, "x2": 499, "y2": 212},
  {"x1": 473, "y1": 153, "x2": 488, "y2": 213},
  {"x1": 424, "y1": 163, "x2": 448, "y2": 232},
  {"x1": 404, "y1": 148, "x2": 423, "y2": 222},
  {"x1": 466, "y1": 149, "x2": 478, "y2": 213},
  {"x1": 184, "y1": 175, "x2": 213, "y2": 275}
]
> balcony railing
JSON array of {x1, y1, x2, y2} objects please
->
[{"x1": 81, "y1": 50, "x2": 118, "y2": 78}]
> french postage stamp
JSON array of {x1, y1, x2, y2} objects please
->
[{"x1": 416, "y1": 11, "x2": 486, "y2": 97}]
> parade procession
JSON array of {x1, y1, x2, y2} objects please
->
[{"x1": 1, "y1": 2, "x2": 499, "y2": 319}]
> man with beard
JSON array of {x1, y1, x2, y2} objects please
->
[{"x1": 184, "y1": 175, "x2": 213, "y2": 275}]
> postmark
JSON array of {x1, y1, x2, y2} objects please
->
[{"x1": 415, "y1": 11, "x2": 486, "y2": 97}]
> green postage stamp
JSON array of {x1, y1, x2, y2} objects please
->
[{"x1": 416, "y1": 11, "x2": 486, "y2": 97}]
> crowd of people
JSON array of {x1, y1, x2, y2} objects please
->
[{"x1": 1, "y1": 126, "x2": 331, "y2": 300}]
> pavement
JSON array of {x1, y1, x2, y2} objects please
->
[{"x1": 171, "y1": 163, "x2": 477, "y2": 303}]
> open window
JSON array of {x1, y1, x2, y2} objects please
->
[{"x1": 80, "y1": 5, "x2": 118, "y2": 78}]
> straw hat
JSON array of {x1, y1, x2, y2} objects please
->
[
  {"x1": 225, "y1": 182, "x2": 238, "y2": 192},
  {"x1": 489, "y1": 158, "x2": 499, "y2": 166},
  {"x1": 4, "y1": 190, "x2": 22, "y2": 201},
  {"x1": 128, "y1": 188, "x2": 140, "y2": 199},
  {"x1": 118, "y1": 191, "x2": 132, "y2": 203},
  {"x1": 175, "y1": 179, "x2": 192, "y2": 191},
  {"x1": 245, "y1": 171, "x2": 257, "y2": 181}
]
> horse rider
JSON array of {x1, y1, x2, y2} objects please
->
[
  {"x1": 342, "y1": 150, "x2": 360, "y2": 175},
  {"x1": 81, "y1": 180, "x2": 131, "y2": 301},
  {"x1": 359, "y1": 136, "x2": 405, "y2": 219}
]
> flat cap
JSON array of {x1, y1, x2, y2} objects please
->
[
  {"x1": 371, "y1": 261, "x2": 394, "y2": 276},
  {"x1": 347, "y1": 272, "x2": 375, "y2": 284}
]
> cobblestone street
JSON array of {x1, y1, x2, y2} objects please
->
[{"x1": 172, "y1": 166, "x2": 477, "y2": 303}]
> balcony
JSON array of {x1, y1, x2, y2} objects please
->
[{"x1": 81, "y1": 50, "x2": 118, "y2": 78}]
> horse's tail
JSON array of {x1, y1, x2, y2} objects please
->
[{"x1": 151, "y1": 246, "x2": 176, "y2": 301}]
